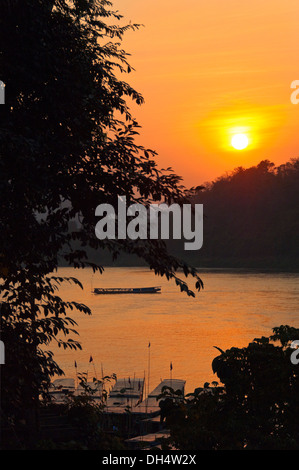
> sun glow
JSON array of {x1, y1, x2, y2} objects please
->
[
  {"x1": 231, "y1": 133, "x2": 249, "y2": 150},
  {"x1": 193, "y1": 102, "x2": 288, "y2": 177}
]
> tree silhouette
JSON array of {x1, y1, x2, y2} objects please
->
[
  {"x1": 0, "y1": 0, "x2": 203, "y2": 447},
  {"x1": 176, "y1": 158, "x2": 299, "y2": 268},
  {"x1": 161, "y1": 325, "x2": 299, "y2": 450}
]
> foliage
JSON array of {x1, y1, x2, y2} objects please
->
[
  {"x1": 161, "y1": 325, "x2": 299, "y2": 450},
  {"x1": 34, "y1": 373, "x2": 125, "y2": 450},
  {"x1": 177, "y1": 158, "x2": 299, "y2": 268},
  {"x1": 58, "y1": 373, "x2": 124, "y2": 449},
  {"x1": 0, "y1": 0, "x2": 203, "y2": 446}
]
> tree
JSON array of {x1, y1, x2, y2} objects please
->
[
  {"x1": 0, "y1": 0, "x2": 203, "y2": 447},
  {"x1": 181, "y1": 158, "x2": 299, "y2": 268},
  {"x1": 161, "y1": 326, "x2": 299, "y2": 450}
]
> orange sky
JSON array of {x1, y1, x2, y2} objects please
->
[{"x1": 113, "y1": 0, "x2": 299, "y2": 187}]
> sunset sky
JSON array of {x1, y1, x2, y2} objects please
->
[{"x1": 113, "y1": 0, "x2": 299, "y2": 187}]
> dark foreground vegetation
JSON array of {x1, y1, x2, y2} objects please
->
[{"x1": 160, "y1": 325, "x2": 299, "y2": 450}]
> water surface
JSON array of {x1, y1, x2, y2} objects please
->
[{"x1": 50, "y1": 267, "x2": 299, "y2": 394}]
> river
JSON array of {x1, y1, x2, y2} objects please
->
[{"x1": 50, "y1": 267, "x2": 299, "y2": 394}]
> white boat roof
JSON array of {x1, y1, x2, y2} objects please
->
[
  {"x1": 108, "y1": 378, "x2": 144, "y2": 397},
  {"x1": 134, "y1": 379, "x2": 185, "y2": 414},
  {"x1": 148, "y1": 379, "x2": 185, "y2": 397},
  {"x1": 74, "y1": 381, "x2": 104, "y2": 397},
  {"x1": 51, "y1": 378, "x2": 75, "y2": 389},
  {"x1": 76, "y1": 381, "x2": 103, "y2": 390},
  {"x1": 106, "y1": 377, "x2": 144, "y2": 410},
  {"x1": 106, "y1": 379, "x2": 185, "y2": 415}
]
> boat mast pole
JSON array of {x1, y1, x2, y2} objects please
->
[{"x1": 147, "y1": 342, "x2": 151, "y2": 415}]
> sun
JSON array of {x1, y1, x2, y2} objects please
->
[{"x1": 231, "y1": 133, "x2": 249, "y2": 150}]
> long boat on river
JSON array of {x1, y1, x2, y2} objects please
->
[{"x1": 93, "y1": 286, "x2": 161, "y2": 295}]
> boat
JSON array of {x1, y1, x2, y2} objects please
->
[{"x1": 93, "y1": 286, "x2": 161, "y2": 295}]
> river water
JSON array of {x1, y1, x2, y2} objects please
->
[{"x1": 50, "y1": 267, "x2": 299, "y2": 394}]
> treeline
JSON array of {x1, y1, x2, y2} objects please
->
[
  {"x1": 63, "y1": 158, "x2": 299, "y2": 270},
  {"x1": 170, "y1": 158, "x2": 299, "y2": 269}
]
